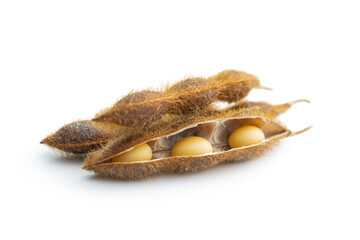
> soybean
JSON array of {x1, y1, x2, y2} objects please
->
[
  {"x1": 112, "y1": 143, "x2": 152, "y2": 162},
  {"x1": 172, "y1": 136, "x2": 213, "y2": 157},
  {"x1": 229, "y1": 125, "x2": 265, "y2": 148}
]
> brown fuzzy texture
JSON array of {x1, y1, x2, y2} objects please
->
[
  {"x1": 83, "y1": 107, "x2": 290, "y2": 180},
  {"x1": 41, "y1": 121, "x2": 125, "y2": 154},
  {"x1": 93, "y1": 70, "x2": 259, "y2": 126},
  {"x1": 210, "y1": 70, "x2": 258, "y2": 102},
  {"x1": 94, "y1": 90, "x2": 166, "y2": 126},
  {"x1": 229, "y1": 99, "x2": 310, "y2": 117}
]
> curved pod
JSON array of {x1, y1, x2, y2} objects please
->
[{"x1": 83, "y1": 108, "x2": 292, "y2": 180}]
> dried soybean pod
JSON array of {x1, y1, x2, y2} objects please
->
[
  {"x1": 228, "y1": 99, "x2": 310, "y2": 117},
  {"x1": 93, "y1": 70, "x2": 260, "y2": 126},
  {"x1": 164, "y1": 70, "x2": 260, "y2": 114},
  {"x1": 40, "y1": 69, "x2": 260, "y2": 155},
  {"x1": 41, "y1": 121, "x2": 126, "y2": 154},
  {"x1": 83, "y1": 107, "x2": 307, "y2": 180}
]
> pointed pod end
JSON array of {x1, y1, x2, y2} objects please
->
[
  {"x1": 256, "y1": 85, "x2": 273, "y2": 91},
  {"x1": 82, "y1": 164, "x2": 93, "y2": 171},
  {"x1": 288, "y1": 99, "x2": 311, "y2": 106},
  {"x1": 290, "y1": 125, "x2": 313, "y2": 137},
  {"x1": 40, "y1": 133, "x2": 54, "y2": 145},
  {"x1": 40, "y1": 137, "x2": 48, "y2": 145}
]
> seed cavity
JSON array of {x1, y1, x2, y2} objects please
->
[{"x1": 110, "y1": 118, "x2": 283, "y2": 163}]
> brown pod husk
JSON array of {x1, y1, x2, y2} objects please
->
[
  {"x1": 83, "y1": 107, "x2": 293, "y2": 180},
  {"x1": 164, "y1": 77, "x2": 217, "y2": 114},
  {"x1": 94, "y1": 90, "x2": 165, "y2": 126},
  {"x1": 41, "y1": 121, "x2": 126, "y2": 154},
  {"x1": 229, "y1": 99, "x2": 310, "y2": 117},
  {"x1": 93, "y1": 70, "x2": 260, "y2": 126},
  {"x1": 210, "y1": 70, "x2": 260, "y2": 103}
]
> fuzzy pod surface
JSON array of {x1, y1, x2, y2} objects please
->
[
  {"x1": 92, "y1": 70, "x2": 260, "y2": 126},
  {"x1": 41, "y1": 121, "x2": 126, "y2": 154}
]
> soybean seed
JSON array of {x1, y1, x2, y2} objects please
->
[
  {"x1": 228, "y1": 125, "x2": 265, "y2": 148},
  {"x1": 172, "y1": 136, "x2": 213, "y2": 157},
  {"x1": 112, "y1": 143, "x2": 152, "y2": 162}
]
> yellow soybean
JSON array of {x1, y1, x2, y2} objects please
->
[
  {"x1": 229, "y1": 125, "x2": 265, "y2": 148},
  {"x1": 112, "y1": 143, "x2": 152, "y2": 162},
  {"x1": 172, "y1": 136, "x2": 213, "y2": 157}
]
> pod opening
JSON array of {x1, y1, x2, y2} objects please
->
[{"x1": 112, "y1": 117, "x2": 286, "y2": 163}]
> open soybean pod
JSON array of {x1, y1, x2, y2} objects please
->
[{"x1": 83, "y1": 107, "x2": 306, "y2": 180}]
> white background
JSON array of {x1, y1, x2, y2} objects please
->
[{"x1": 1, "y1": 0, "x2": 359, "y2": 239}]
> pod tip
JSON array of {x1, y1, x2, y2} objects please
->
[
  {"x1": 290, "y1": 125, "x2": 312, "y2": 136},
  {"x1": 288, "y1": 99, "x2": 310, "y2": 105},
  {"x1": 256, "y1": 85, "x2": 273, "y2": 91}
]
